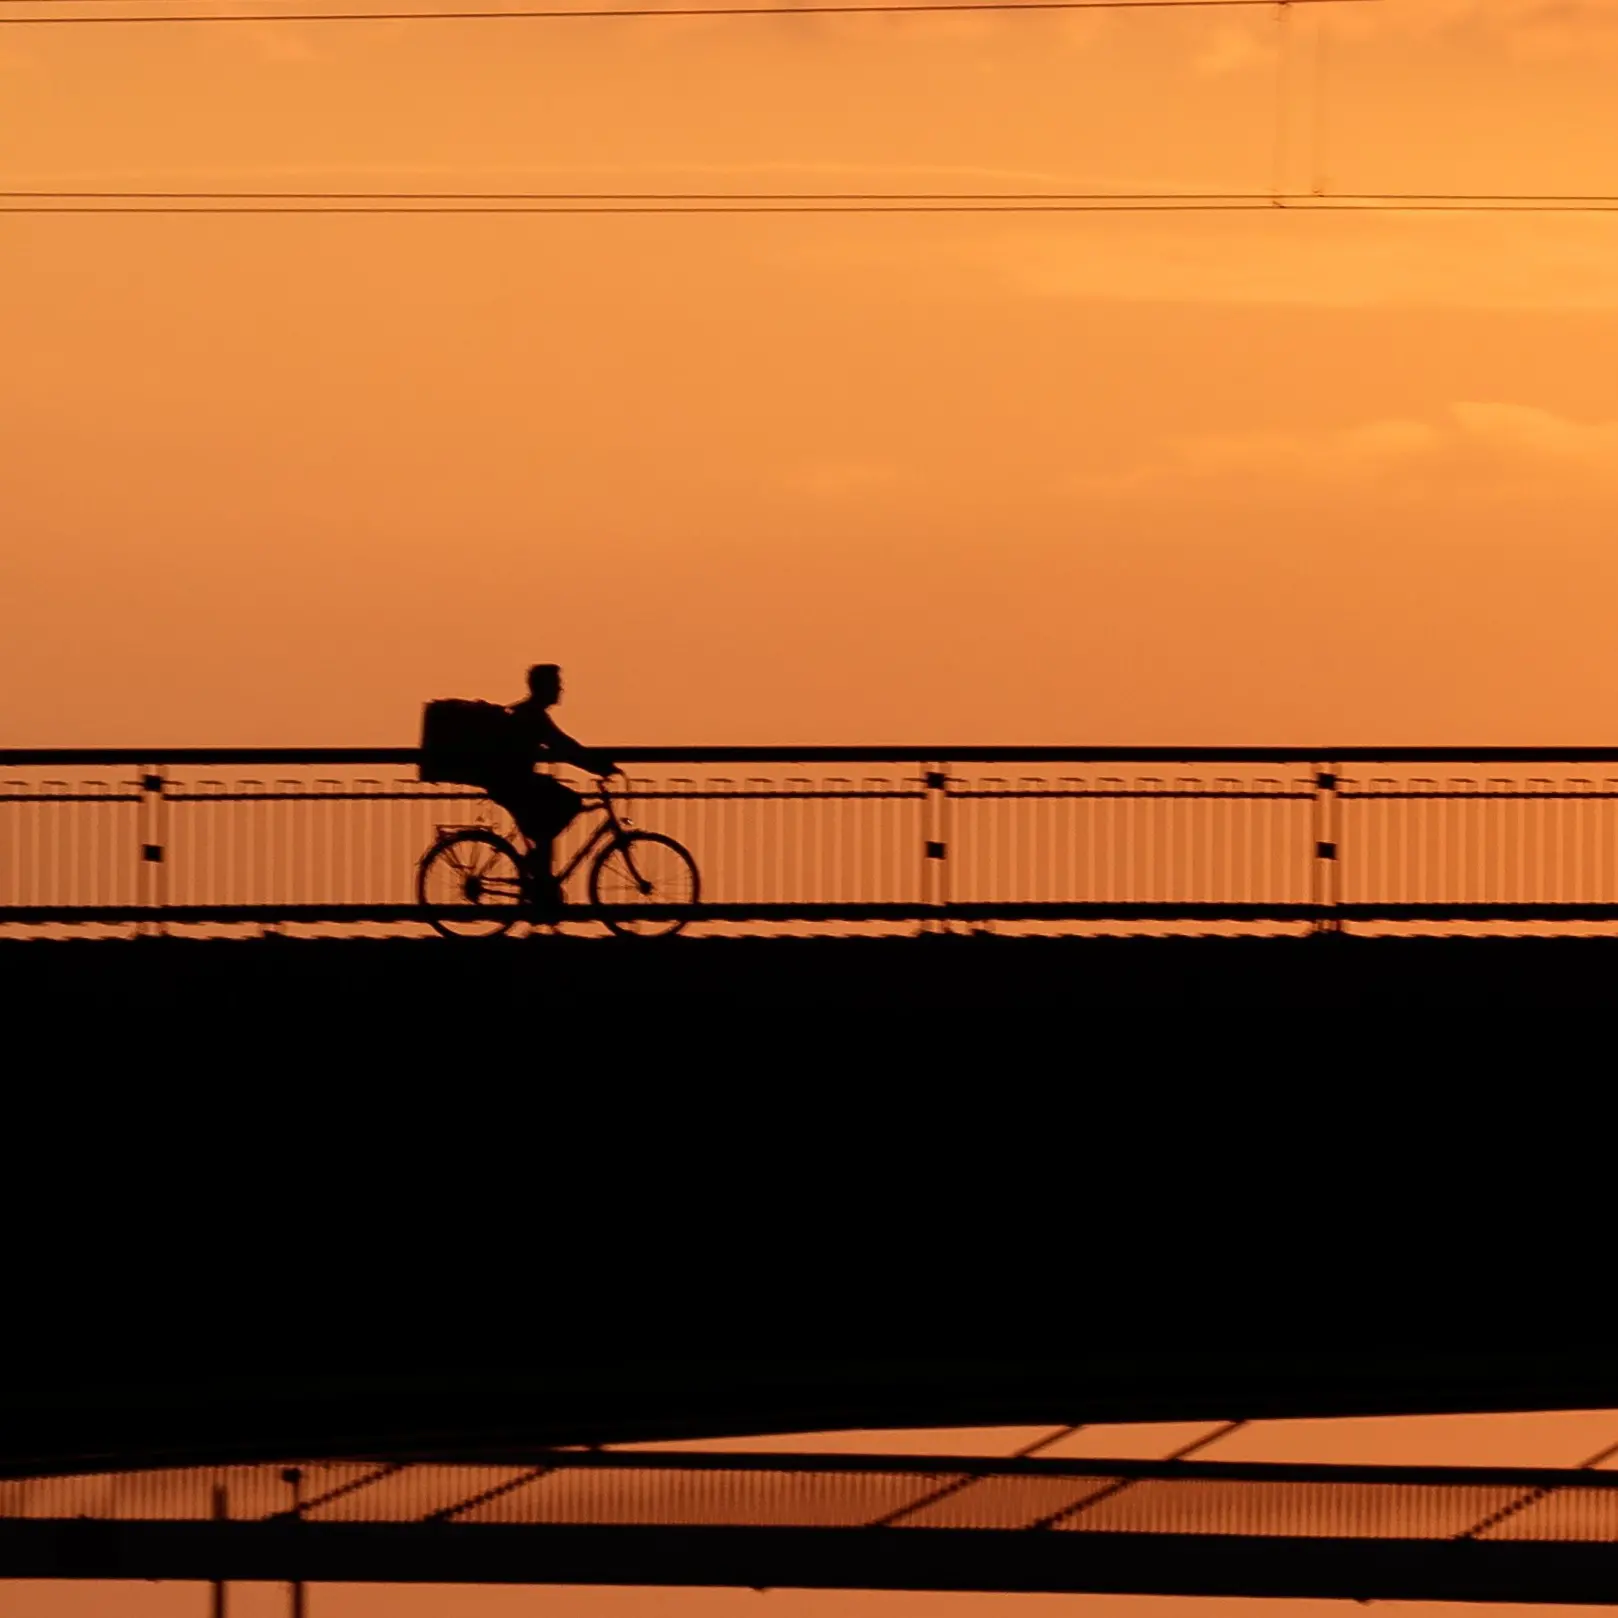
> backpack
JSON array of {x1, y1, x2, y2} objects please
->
[{"x1": 419, "y1": 699, "x2": 519, "y2": 785}]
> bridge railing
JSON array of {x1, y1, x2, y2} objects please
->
[
  {"x1": 7, "y1": 747, "x2": 1618, "y2": 933},
  {"x1": 7, "y1": 1451, "x2": 1618, "y2": 1541},
  {"x1": 11, "y1": 1451, "x2": 1618, "y2": 1597}
]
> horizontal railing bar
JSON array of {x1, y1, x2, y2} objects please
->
[
  {"x1": 12, "y1": 786, "x2": 1617, "y2": 803},
  {"x1": 15, "y1": 786, "x2": 1618, "y2": 805},
  {"x1": 13, "y1": 1449, "x2": 1618, "y2": 1493},
  {"x1": 17, "y1": 747, "x2": 1618, "y2": 768},
  {"x1": 160, "y1": 791, "x2": 479, "y2": 803},
  {"x1": 605, "y1": 790, "x2": 925, "y2": 800},
  {"x1": 14, "y1": 787, "x2": 1618, "y2": 803},
  {"x1": 1337, "y1": 791, "x2": 1618, "y2": 801},
  {"x1": 946, "y1": 790, "x2": 1313, "y2": 801},
  {"x1": 0, "y1": 749, "x2": 420, "y2": 767},
  {"x1": 314, "y1": 1450, "x2": 1618, "y2": 1491},
  {"x1": 13, "y1": 1444, "x2": 1618, "y2": 1494},
  {"x1": 11, "y1": 903, "x2": 1618, "y2": 924},
  {"x1": 0, "y1": 903, "x2": 1308, "y2": 923},
  {"x1": 151, "y1": 789, "x2": 926, "y2": 803}
]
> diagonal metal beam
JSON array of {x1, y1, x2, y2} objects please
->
[
  {"x1": 1031, "y1": 1422, "x2": 1249, "y2": 1530},
  {"x1": 1459, "y1": 1438, "x2": 1618, "y2": 1540},
  {"x1": 426, "y1": 1466, "x2": 558, "y2": 1523},
  {"x1": 285, "y1": 1464, "x2": 409, "y2": 1517},
  {"x1": 870, "y1": 1427, "x2": 1086, "y2": 1528}
]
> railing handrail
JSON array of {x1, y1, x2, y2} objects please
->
[
  {"x1": 8, "y1": 745, "x2": 1618, "y2": 768},
  {"x1": 10, "y1": 1448, "x2": 1618, "y2": 1492},
  {"x1": 320, "y1": 1449, "x2": 1618, "y2": 1492}
]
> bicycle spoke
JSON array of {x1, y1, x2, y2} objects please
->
[
  {"x1": 590, "y1": 833, "x2": 698, "y2": 938},
  {"x1": 421, "y1": 831, "x2": 525, "y2": 938}
]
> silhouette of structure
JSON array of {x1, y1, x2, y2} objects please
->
[
  {"x1": 8, "y1": 745, "x2": 1618, "y2": 933},
  {"x1": 9, "y1": 1361, "x2": 1618, "y2": 1598},
  {"x1": 10, "y1": 1450, "x2": 1618, "y2": 1600}
]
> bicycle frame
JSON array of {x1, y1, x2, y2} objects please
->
[
  {"x1": 423, "y1": 776, "x2": 663, "y2": 919},
  {"x1": 552, "y1": 786, "x2": 630, "y2": 886},
  {"x1": 432, "y1": 781, "x2": 633, "y2": 895},
  {"x1": 421, "y1": 773, "x2": 695, "y2": 938}
]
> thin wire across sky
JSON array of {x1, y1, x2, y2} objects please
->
[
  {"x1": 2, "y1": 0, "x2": 1605, "y2": 219},
  {"x1": 7, "y1": 192, "x2": 1618, "y2": 212},
  {"x1": 0, "y1": 0, "x2": 1374, "y2": 21}
]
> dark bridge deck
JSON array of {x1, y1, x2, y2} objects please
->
[
  {"x1": 11, "y1": 1452, "x2": 1618, "y2": 1602},
  {"x1": 10, "y1": 934, "x2": 1618, "y2": 1009}
]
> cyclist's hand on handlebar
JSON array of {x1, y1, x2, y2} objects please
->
[{"x1": 593, "y1": 757, "x2": 620, "y2": 779}]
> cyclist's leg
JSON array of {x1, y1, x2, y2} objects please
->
[
  {"x1": 534, "y1": 775, "x2": 584, "y2": 840},
  {"x1": 529, "y1": 779, "x2": 585, "y2": 912},
  {"x1": 511, "y1": 780, "x2": 568, "y2": 913},
  {"x1": 481, "y1": 774, "x2": 578, "y2": 916},
  {"x1": 479, "y1": 776, "x2": 543, "y2": 891}
]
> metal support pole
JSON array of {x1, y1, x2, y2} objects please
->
[
  {"x1": 211, "y1": 1485, "x2": 228, "y2": 1618},
  {"x1": 283, "y1": 1467, "x2": 305, "y2": 1618},
  {"x1": 922, "y1": 762, "x2": 950, "y2": 933},
  {"x1": 1312, "y1": 760, "x2": 1340, "y2": 933},
  {"x1": 137, "y1": 763, "x2": 167, "y2": 934}
]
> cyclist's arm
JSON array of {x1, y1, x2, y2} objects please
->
[{"x1": 537, "y1": 713, "x2": 617, "y2": 777}]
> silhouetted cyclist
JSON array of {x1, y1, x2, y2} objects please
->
[{"x1": 478, "y1": 664, "x2": 618, "y2": 916}]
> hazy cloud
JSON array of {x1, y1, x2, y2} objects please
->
[
  {"x1": 1183, "y1": 0, "x2": 1618, "y2": 81},
  {"x1": 1384, "y1": 0, "x2": 1618, "y2": 52},
  {"x1": 1088, "y1": 402, "x2": 1618, "y2": 499}
]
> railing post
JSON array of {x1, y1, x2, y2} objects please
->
[
  {"x1": 211, "y1": 1484, "x2": 228, "y2": 1618},
  {"x1": 283, "y1": 1466, "x2": 305, "y2": 1618},
  {"x1": 1312, "y1": 760, "x2": 1340, "y2": 933},
  {"x1": 922, "y1": 762, "x2": 951, "y2": 933},
  {"x1": 137, "y1": 764, "x2": 167, "y2": 935}
]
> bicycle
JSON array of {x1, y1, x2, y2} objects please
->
[{"x1": 416, "y1": 775, "x2": 699, "y2": 940}]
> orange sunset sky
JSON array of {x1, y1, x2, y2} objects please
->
[
  {"x1": 14, "y1": 1412, "x2": 1618, "y2": 1618},
  {"x1": 6, "y1": 0, "x2": 1618, "y2": 747}
]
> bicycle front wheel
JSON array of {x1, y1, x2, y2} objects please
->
[
  {"x1": 417, "y1": 828, "x2": 525, "y2": 939},
  {"x1": 589, "y1": 831, "x2": 699, "y2": 939}
]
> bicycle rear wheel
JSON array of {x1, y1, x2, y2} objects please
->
[
  {"x1": 418, "y1": 828, "x2": 525, "y2": 939},
  {"x1": 589, "y1": 831, "x2": 699, "y2": 939}
]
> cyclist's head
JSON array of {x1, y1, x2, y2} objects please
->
[{"x1": 526, "y1": 664, "x2": 562, "y2": 706}]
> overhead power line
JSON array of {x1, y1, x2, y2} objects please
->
[
  {"x1": 6, "y1": 190, "x2": 1618, "y2": 212},
  {"x1": 0, "y1": 0, "x2": 1376, "y2": 23}
]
